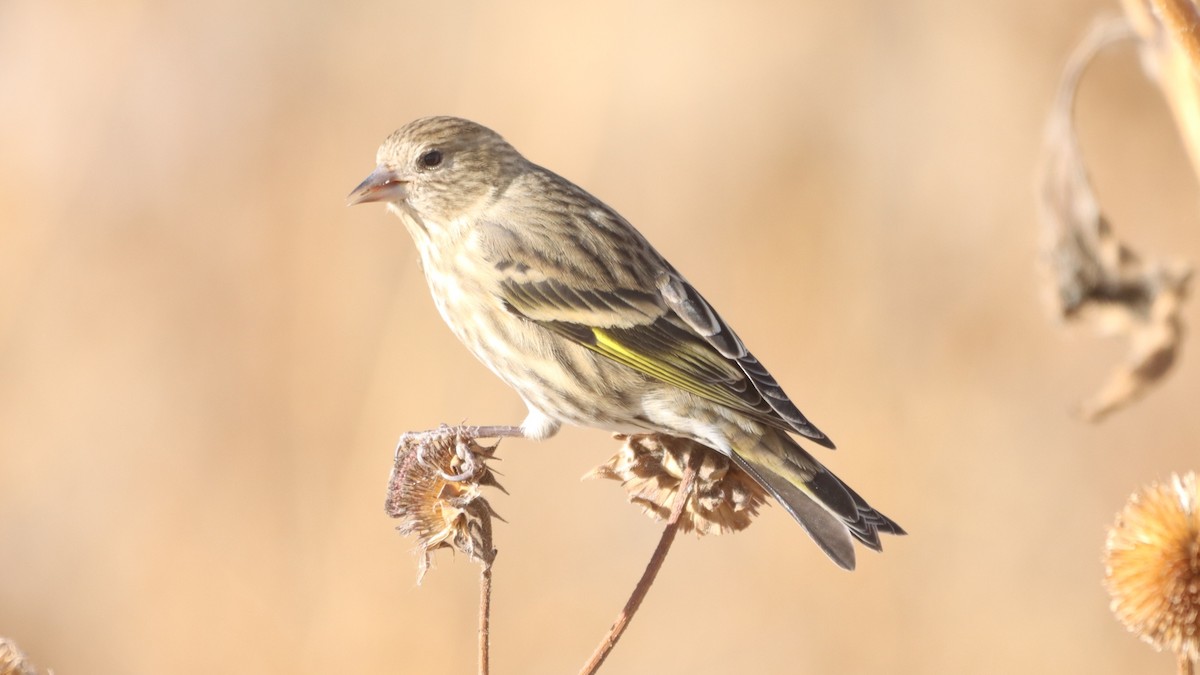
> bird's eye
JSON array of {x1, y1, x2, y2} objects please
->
[{"x1": 420, "y1": 149, "x2": 443, "y2": 168}]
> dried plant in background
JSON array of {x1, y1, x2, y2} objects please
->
[
  {"x1": 1037, "y1": 15, "x2": 1193, "y2": 422},
  {"x1": 1104, "y1": 472, "x2": 1200, "y2": 674},
  {"x1": 386, "y1": 425, "x2": 505, "y2": 674},
  {"x1": 0, "y1": 638, "x2": 42, "y2": 675}
]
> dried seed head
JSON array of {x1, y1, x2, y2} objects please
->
[
  {"x1": 386, "y1": 427, "x2": 504, "y2": 583},
  {"x1": 0, "y1": 638, "x2": 37, "y2": 675},
  {"x1": 585, "y1": 433, "x2": 767, "y2": 535},
  {"x1": 1104, "y1": 472, "x2": 1200, "y2": 661}
]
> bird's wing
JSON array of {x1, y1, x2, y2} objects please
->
[
  {"x1": 655, "y1": 270, "x2": 833, "y2": 448},
  {"x1": 496, "y1": 272, "x2": 834, "y2": 448},
  {"x1": 479, "y1": 170, "x2": 833, "y2": 447}
]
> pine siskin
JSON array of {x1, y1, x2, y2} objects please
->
[{"x1": 349, "y1": 116, "x2": 904, "y2": 569}]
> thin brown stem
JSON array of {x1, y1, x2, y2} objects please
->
[
  {"x1": 577, "y1": 450, "x2": 701, "y2": 675},
  {"x1": 1152, "y1": 0, "x2": 1200, "y2": 72},
  {"x1": 479, "y1": 561, "x2": 494, "y2": 675},
  {"x1": 1122, "y1": 0, "x2": 1200, "y2": 179},
  {"x1": 1180, "y1": 652, "x2": 1196, "y2": 675}
]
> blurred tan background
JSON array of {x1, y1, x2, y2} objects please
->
[{"x1": 1, "y1": 0, "x2": 1197, "y2": 673}]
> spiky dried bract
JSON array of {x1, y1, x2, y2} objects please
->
[
  {"x1": 0, "y1": 638, "x2": 37, "y2": 675},
  {"x1": 585, "y1": 433, "x2": 767, "y2": 535},
  {"x1": 1105, "y1": 472, "x2": 1200, "y2": 662},
  {"x1": 386, "y1": 427, "x2": 504, "y2": 583}
]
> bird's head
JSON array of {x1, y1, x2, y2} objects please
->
[{"x1": 348, "y1": 116, "x2": 522, "y2": 223}]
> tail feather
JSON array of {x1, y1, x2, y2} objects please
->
[
  {"x1": 730, "y1": 453, "x2": 858, "y2": 569},
  {"x1": 732, "y1": 429, "x2": 904, "y2": 570},
  {"x1": 842, "y1": 479, "x2": 907, "y2": 538}
]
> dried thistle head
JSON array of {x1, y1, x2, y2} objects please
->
[
  {"x1": 1104, "y1": 472, "x2": 1200, "y2": 662},
  {"x1": 386, "y1": 427, "x2": 504, "y2": 583},
  {"x1": 585, "y1": 433, "x2": 767, "y2": 535}
]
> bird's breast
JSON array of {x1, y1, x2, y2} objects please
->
[{"x1": 412, "y1": 232, "x2": 661, "y2": 433}]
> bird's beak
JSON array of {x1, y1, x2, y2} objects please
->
[{"x1": 347, "y1": 165, "x2": 407, "y2": 206}]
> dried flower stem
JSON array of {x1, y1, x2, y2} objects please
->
[
  {"x1": 578, "y1": 449, "x2": 701, "y2": 675},
  {"x1": 479, "y1": 561, "x2": 494, "y2": 675},
  {"x1": 386, "y1": 425, "x2": 504, "y2": 672},
  {"x1": 1121, "y1": 0, "x2": 1200, "y2": 179},
  {"x1": 1151, "y1": 0, "x2": 1200, "y2": 72},
  {"x1": 1181, "y1": 651, "x2": 1195, "y2": 675},
  {"x1": 1038, "y1": 15, "x2": 1194, "y2": 420}
]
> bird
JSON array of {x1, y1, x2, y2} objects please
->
[{"x1": 349, "y1": 116, "x2": 903, "y2": 569}]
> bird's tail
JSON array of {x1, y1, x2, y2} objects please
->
[{"x1": 729, "y1": 428, "x2": 905, "y2": 570}]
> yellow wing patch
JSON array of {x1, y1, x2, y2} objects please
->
[{"x1": 588, "y1": 328, "x2": 759, "y2": 413}]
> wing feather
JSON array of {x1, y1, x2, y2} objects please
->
[
  {"x1": 657, "y1": 272, "x2": 833, "y2": 447},
  {"x1": 498, "y1": 274, "x2": 833, "y2": 447}
]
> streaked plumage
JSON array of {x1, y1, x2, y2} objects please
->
[{"x1": 350, "y1": 116, "x2": 903, "y2": 569}]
